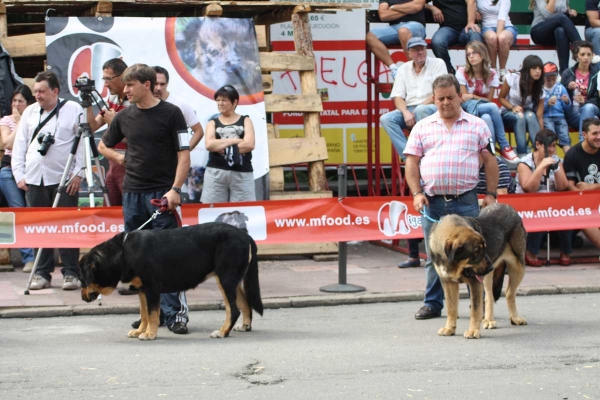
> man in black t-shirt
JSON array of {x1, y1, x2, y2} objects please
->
[
  {"x1": 366, "y1": 0, "x2": 427, "y2": 80},
  {"x1": 99, "y1": 64, "x2": 192, "y2": 335},
  {"x1": 585, "y1": 0, "x2": 600, "y2": 55},
  {"x1": 425, "y1": 0, "x2": 483, "y2": 75},
  {"x1": 564, "y1": 117, "x2": 600, "y2": 248}
]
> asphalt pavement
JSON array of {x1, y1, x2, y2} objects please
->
[{"x1": 1, "y1": 240, "x2": 600, "y2": 319}]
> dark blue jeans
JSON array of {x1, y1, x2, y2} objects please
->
[
  {"x1": 123, "y1": 191, "x2": 189, "y2": 326},
  {"x1": 0, "y1": 167, "x2": 34, "y2": 263},
  {"x1": 26, "y1": 182, "x2": 79, "y2": 281},
  {"x1": 530, "y1": 14, "x2": 581, "y2": 73},
  {"x1": 431, "y1": 27, "x2": 483, "y2": 75},
  {"x1": 421, "y1": 189, "x2": 480, "y2": 313},
  {"x1": 527, "y1": 231, "x2": 573, "y2": 256}
]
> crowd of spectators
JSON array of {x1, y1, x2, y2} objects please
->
[{"x1": 369, "y1": 0, "x2": 600, "y2": 271}]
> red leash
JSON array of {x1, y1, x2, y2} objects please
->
[{"x1": 149, "y1": 197, "x2": 182, "y2": 228}]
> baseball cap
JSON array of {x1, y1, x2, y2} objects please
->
[
  {"x1": 407, "y1": 37, "x2": 427, "y2": 49},
  {"x1": 543, "y1": 62, "x2": 559, "y2": 76}
]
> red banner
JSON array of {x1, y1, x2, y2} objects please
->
[{"x1": 0, "y1": 191, "x2": 599, "y2": 248}]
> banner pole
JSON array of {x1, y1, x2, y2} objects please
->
[{"x1": 320, "y1": 165, "x2": 365, "y2": 293}]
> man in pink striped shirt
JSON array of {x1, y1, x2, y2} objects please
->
[{"x1": 404, "y1": 74, "x2": 499, "y2": 320}]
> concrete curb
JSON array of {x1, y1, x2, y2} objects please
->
[{"x1": 2, "y1": 285, "x2": 600, "y2": 319}]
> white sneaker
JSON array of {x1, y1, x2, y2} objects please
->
[
  {"x1": 389, "y1": 64, "x2": 398, "y2": 81},
  {"x1": 30, "y1": 275, "x2": 51, "y2": 290},
  {"x1": 592, "y1": 54, "x2": 600, "y2": 64},
  {"x1": 62, "y1": 275, "x2": 80, "y2": 291},
  {"x1": 22, "y1": 261, "x2": 34, "y2": 273},
  {"x1": 499, "y1": 68, "x2": 506, "y2": 82}
]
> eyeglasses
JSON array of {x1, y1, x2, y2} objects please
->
[{"x1": 102, "y1": 74, "x2": 122, "y2": 82}]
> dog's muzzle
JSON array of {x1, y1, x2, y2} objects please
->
[{"x1": 81, "y1": 288, "x2": 99, "y2": 303}]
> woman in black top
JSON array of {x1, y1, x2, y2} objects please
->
[{"x1": 201, "y1": 85, "x2": 256, "y2": 203}]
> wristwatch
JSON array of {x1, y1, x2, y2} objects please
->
[
  {"x1": 485, "y1": 191, "x2": 497, "y2": 199},
  {"x1": 171, "y1": 186, "x2": 181, "y2": 194}
]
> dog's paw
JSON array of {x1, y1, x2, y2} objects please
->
[
  {"x1": 483, "y1": 319, "x2": 497, "y2": 329},
  {"x1": 437, "y1": 327, "x2": 456, "y2": 336},
  {"x1": 138, "y1": 332, "x2": 157, "y2": 340},
  {"x1": 127, "y1": 329, "x2": 142, "y2": 338},
  {"x1": 463, "y1": 329, "x2": 481, "y2": 339},
  {"x1": 510, "y1": 316, "x2": 527, "y2": 326},
  {"x1": 210, "y1": 329, "x2": 227, "y2": 338},
  {"x1": 233, "y1": 323, "x2": 252, "y2": 332}
]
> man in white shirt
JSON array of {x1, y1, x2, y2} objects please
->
[
  {"x1": 12, "y1": 70, "x2": 84, "y2": 291},
  {"x1": 380, "y1": 37, "x2": 447, "y2": 159},
  {"x1": 152, "y1": 66, "x2": 204, "y2": 150}
]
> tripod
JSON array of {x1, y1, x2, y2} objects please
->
[{"x1": 24, "y1": 95, "x2": 111, "y2": 294}]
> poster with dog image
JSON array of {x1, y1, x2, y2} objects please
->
[{"x1": 45, "y1": 17, "x2": 268, "y2": 203}]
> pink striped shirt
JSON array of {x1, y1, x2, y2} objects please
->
[
  {"x1": 0, "y1": 115, "x2": 17, "y2": 156},
  {"x1": 404, "y1": 110, "x2": 492, "y2": 196}
]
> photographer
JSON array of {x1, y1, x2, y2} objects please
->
[
  {"x1": 515, "y1": 129, "x2": 572, "y2": 267},
  {"x1": 85, "y1": 58, "x2": 129, "y2": 207},
  {"x1": 11, "y1": 70, "x2": 84, "y2": 290}
]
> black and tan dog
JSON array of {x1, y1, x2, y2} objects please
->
[
  {"x1": 78, "y1": 222, "x2": 263, "y2": 340},
  {"x1": 429, "y1": 203, "x2": 527, "y2": 339}
]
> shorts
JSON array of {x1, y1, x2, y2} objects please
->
[
  {"x1": 370, "y1": 21, "x2": 426, "y2": 45},
  {"x1": 481, "y1": 26, "x2": 519, "y2": 46},
  {"x1": 200, "y1": 167, "x2": 256, "y2": 203}
]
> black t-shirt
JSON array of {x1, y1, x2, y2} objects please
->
[
  {"x1": 430, "y1": 0, "x2": 467, "y2": 30},
  {"x1": 586, "y1": 0, "x2": 600, "y2": 29},
  {"x1": 381, "y1": 0, "x2": 426, "y2": 26},
  {"x1": 207, "y1": 115, "x2": 253, "y2": 173},
  {"x1": 563, "y1": 142, "x2": 600, "y2": 184},
  {"x1": 102, "y1": 100, "x2": 187, "y2": 192}
]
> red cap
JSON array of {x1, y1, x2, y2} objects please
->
[{"x1": 544, "y1": 62, "x2": 559, "y2": 76}]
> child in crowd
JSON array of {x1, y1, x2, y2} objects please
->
[
  {"x1": 499, "y1": 55, "x2": 545, "y2": 158},
  {"x1": 456, "y1": 41, "x2": 518, "y2": 161},
  {"x1": 542, "y1": 62, "x2": 572, "y2": 153}
]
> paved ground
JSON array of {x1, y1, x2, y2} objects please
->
[{"x1": 1, "y1": 240, "x2": 599, "y2": 319}]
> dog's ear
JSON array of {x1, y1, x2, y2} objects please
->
[
  {"x1": 444, "y1": 240, "x2": 460, "y2": 264},
  {"x1": 468, "y1": 239, "x2": 486, "y2": 265}
]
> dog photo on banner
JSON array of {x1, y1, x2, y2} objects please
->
[{"x1": 44, "y1": 16, "x2": 268, "y2": 206}]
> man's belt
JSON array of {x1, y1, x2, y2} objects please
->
[{"x1": 428, "y1": 188, "x2": 476, "y2": 202}]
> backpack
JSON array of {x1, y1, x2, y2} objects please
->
[{"x1": 0, "y1": 43, "x2": 24, "y2": 117}]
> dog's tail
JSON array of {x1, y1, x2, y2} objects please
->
[
  {"x1": 492, "y1": 261, "x2": 507, "y2": 302},
  {"x1": 244, "y1": 238, "x2": 263, "y2": 316}
]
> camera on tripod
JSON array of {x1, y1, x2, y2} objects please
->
[
  {"x1": 37, "y1": 132, "x2": 55, "y2": 156},
  {"x1": 74, "y1": 76, "x2": 96, "y2": 103}
]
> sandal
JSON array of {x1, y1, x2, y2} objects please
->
[
  {"x1": 559, "y1": 254, "x2": 571, "y2": 266},
  {"x1": 525, "y1": 253, "x2": 543, "y2": 267}
]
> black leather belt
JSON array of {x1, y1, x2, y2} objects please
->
[{"x1": 429, "y1": 188, "x2": 475, "y2": 202}]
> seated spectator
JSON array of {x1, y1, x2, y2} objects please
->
[
  {"x1": 201, "y1": 85, "x2": 256, "y2": 203},
  {"x1": 529, "y1": 0, "x2": 582, "y2": 74},
  {"x1": 457, "y1": 41, "x2": 518, "y2": 162},
  {"x1": 561, "y1": 41, "x2": 599, "y2": 135},
  {"x1": 477, "y1": 0, "x2": 518, "y2": 81},
  {"x1": 564, "y1": 117, "x2": 600, "y2": 248},
  {"x1": 366, "y1": 0, "x2": 427, "y2": 80},
  {"x1": 515, "y1": 129, "x2": 572, "y2": 267},
  {"x1": 424, "y1": 0, "x2": 483, "y2": 75},
  {"x1": 0, "y1": 85, "x2": 35, "y2": 273},
  {"x1": 542, "y1": 62, "x2": 572, "y2": 153},
  {"x1": 380, "y1": 37, "x2": 445, "y2": 159},
  {"x1": 585, "y1": 0, "x2": 600, "y2": 56},
  {"x1": 476, "y1": 154, "x2": 515, "y2": 195},
  {"x1": 499, "y1": 55, "x2": 545, "y2": 158}
]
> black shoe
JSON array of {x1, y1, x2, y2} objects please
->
[
  {"x1": 131, "y1": 319, "x2": 165, "y2": 329},
  {"x1": 414, "y1": 306, "x2": 441, "y2": 320},
  {"x1": 168, "y1": 322, "x2": 188, "y2": 334},
  {"x1": 398, "y1": 258, "x2": 421, "y2": 268},
  {"x1": 118, "y1": 286, "x2": 140, "y2": 295}
]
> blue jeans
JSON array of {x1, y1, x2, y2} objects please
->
[
  {"x1": 421, "y1": 189, "x2": 480, "y2": 313},
  {"x1": 371, "y1": 21, "x2": 426, "y2": 44},
  {"x1": 431, "y1": 27, "x2": 483, "y2": 75},
  {"x1": 469, "y1": 102, "x2": 510, "y2": 149},
  {"x1": 123, "y1": 191, "x2": 189, "y2": 326},
  {"x1": 0, "y1": 167, "x2": 34, "y2": 263},
  {"x1": 380, "y1": 104, "x2": 437, "y2": 159},
  {"x1": 501, "y1": 109, "x2": 540, "y2": 155},
  {"x1": 585, "y1": 27, "x2": 600, "y2": 58},
  {"x1": 579, "y1": 103, "x2": 600, "y2": 142},
  {"x1": 565, "y1": 105, "x2": 580, "y2": 130},
  {"x1": 543, "y1": 116, "x2": 570, "y2": 147},
  {"x1": 530, "y1": 14, "x2": 581, "y2": 73},
  {"x1": 527, "y1": 231, "x2": 573, "y2": 256}
]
